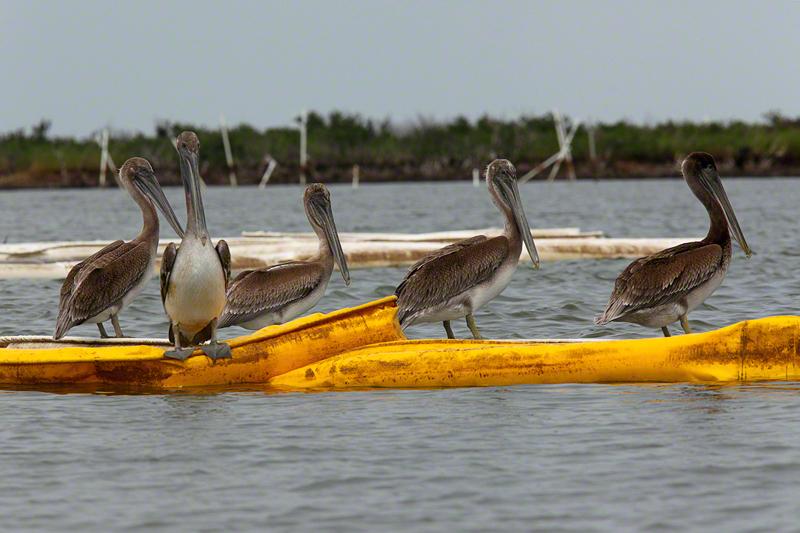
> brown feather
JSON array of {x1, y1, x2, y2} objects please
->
[
  {"x1": 160, "y1": 242, "x2": 177, "y2": 305},
  {"x1": 55, "y1": 239, "x2": 152, "y2": 338},
  {"x1": 58, "y1": 240, "x2": 125, "y2": 312},
  {"x1": 395, "y1": 235, "x2": 509, "y2": 325},
  {"x1": 216, "y1": 239, "x2": 231, "y2": 287},
  {"x1": 218, "y1": 261, "x2": 324, "y2": 328},
  {"x1": 597, "y1": 241, "x2": 724, "y2": 324}
]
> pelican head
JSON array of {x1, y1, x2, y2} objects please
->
[
  {"x1": 486, "y1": 159, "x2": 540, "y2": 268},
  {"x1": 175, "y1": 131, "x2": 207, "y2": 238},
  {"x1": 682, "y1": 152, "x2": 751, "y2": 257},
  {"x1": 304, "y1": 183, "x2": 350, "y2": 285},
  {"x1": 119, "y1": 157, "x2": 184, "y2": 237}
]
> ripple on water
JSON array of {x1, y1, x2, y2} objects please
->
[{"x1": 0, "y1": 180, "x2": 799, "y2": 531}]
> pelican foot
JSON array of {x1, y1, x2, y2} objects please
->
[
  {"x1": 163, "y1": 347, "x2": 196, "y2": 361},
  {"x1": 201, "y1": 342, "x2": 232, "y2": 360}
]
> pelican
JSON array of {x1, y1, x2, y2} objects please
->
[
  {"x1": 160, "y1": 132, "x2": 231, "y2": 360},
  {"x1": 55, "y1": 158, "x2": 184, "y2": 339},
  {"x1": 218, "y1": 183, "x2": 350, "y2": 330},
  {"x1": 395, "y1": 159, "x2": 539, "y2": 339},
  {"x1": 595, "y1": 152, "x2": 752, "y2": 337}
]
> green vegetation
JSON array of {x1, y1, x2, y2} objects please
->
[{"x1": 2, "y1": 111, "x2": 800, "y2": 188}]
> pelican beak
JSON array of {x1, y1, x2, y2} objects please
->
[
  {"x1": 134, "y1": 169, "x2": 185, "y2": 238},
  {"x1": 317, "y1": 201, "x2": 350, "y2": 285},
  {"x1": 178, "y1": 148, "x2": 208, "y2": 237},
  {"x1": 702, "y1": 168, "x2": 752, "y2": 257},
  {"x1": 502, "y1": 176, "x2": 540, "y2": 268}
]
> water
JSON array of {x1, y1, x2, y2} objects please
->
[{"x1": 1, "y1": 179, "x2": 799, "y2": 531}]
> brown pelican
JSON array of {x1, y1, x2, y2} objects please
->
[
  {"x1": 160, "y1": 132, "x2": 231, "y2": 360},
  {"x1": 55, "y1": 158, "x2": 184, "y2": 339},
  {"x1": 595, "y1": 152, "x2": 752, "y2": 337},
  {"x1": 218, "y1": 183, "x2": 350, "y2": 330},
  {"x1": 395, "y1": 159, "x2": 539, "y2": 339}
]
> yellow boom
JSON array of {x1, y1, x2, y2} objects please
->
[
  {"x1": 272, "y1": 315, "x2": 800, "y2": 389},
  {"x1": 1, "y1": 297, "x2": 798, "y2": 390}
]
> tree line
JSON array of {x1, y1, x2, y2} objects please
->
[{"x1": 2, "y1": 111, "x2": 799, "y2": 187}]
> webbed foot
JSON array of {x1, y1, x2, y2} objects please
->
[
  {"x1": 163, "y1": 347, "x2": 196, "y2": 361},
  {"x1": 201, "y1": 342, "x2": 232, "y2": 360}
]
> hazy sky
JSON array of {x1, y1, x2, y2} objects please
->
[{"x1": 2, "y1": 0, "x2": 799, "y2": 136}]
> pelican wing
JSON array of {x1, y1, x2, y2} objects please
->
[
  {"x1": 59, "y1": 240, "x2": 125, "y2": 310},
  {"x1": 218, "y1": 261, "x2": 324, "y2": 328},
  {"x1": 55, "y1": 239, "x2": 152, "y2": 338},
  {"x1": 216, "y1": 239, "x2": 231, "y2": 287},
  {"x1": 395, "y1": 235, "x2": 509, "y2": 324},
  {"x1": 160, "y1": 242, "x2": 177, "y2": 304},
  {"x1": 596, "y1": 241, "x2": 724, "y2": 324}
]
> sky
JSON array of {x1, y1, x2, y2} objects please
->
[{"x1": 2, "y1": 0, "x2": 799, "y2": 136}]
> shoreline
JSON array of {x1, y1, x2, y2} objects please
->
[{"x1": 4, "y1": 162, "x2": 800, "y2": 189}]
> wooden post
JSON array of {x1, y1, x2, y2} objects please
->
[
  {"x1": 548, "y1": 111, "x2": 567, "y2": 181},
  {"x1": 552, "y1": 110, "x2": 566, "y2": 154},
  {"x1": 520, "y1": 112, "x2": 580, "y2": 183},
  {"x1": 472, "y1": 167, "x2": 480, "y2": 187},
  {"x1": 587, "y1": 122, "x2": 598, "y2": 177},
  {"x1": 297, "y1": 110, "x2": 308, "y2": 185},
  {"x1": 563, "y1": 120, "x2": 581, "y2": 181},
  {"x1": 520, "y1": 152, "x2": 562, "y2": 183},
  {"x1": 220, "y1": 114, "x2": 238, "y2": 186},
  {"x1": 548, "y1": 113, "x2": 581, "y2": 181},
  {"x1": 352, "y1": 164, "x2": 360, "y2": 188},
  {"x1": 96, "y1": 129, "x2": 121, "y2": 187},
  {"x1": 98, "y1": 129, "x2": 109, "y2": 187},
  {"x1": 258, "y1": 157, "x2": 278, "y2": 189}
]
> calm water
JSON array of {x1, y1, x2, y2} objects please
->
[{"x1": 1, "y1": 179, "x2": 799, "y2": 531}]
